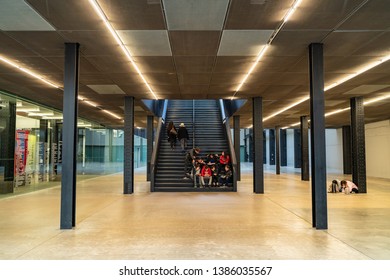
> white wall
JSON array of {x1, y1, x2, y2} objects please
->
[
  {"x1": 286, "y1": 129, "x2": 295, "y2": 166},
  {"x1": 325, "y1": 128, "x2": 343, "y2": 173},
  {"x1": 366, "y1": 120, "x2": 390, "y2": 179}
]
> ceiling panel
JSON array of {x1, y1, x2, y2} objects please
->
[
  {"x1": 117, "y1": 30, "x2": 171, "y2": 56},
  {"x1": 337, "y1": 0, "x2": 390, "y2": 30},
  {"x1": 1, "y1": 0, "x2": 389, "y2": 128},
  {"x1": 323, "y1": 31, "x2": 384, "y2": 57},
  {"x1": 218, "y1": 30, "x2": 273, "y2": 56},
  {"x1": 178, "y1": 73, "x2": 211, "y2": 85},
  {"x1": 213, "y1": 56, "x2": 255, "y2": 73},
  {"x1": 5, "y1": 31, "x2": 64, "y2": 57},
  {"x1": 87, "y1": 84, "x2": 125, "y2": 95},
  {"x1": 133, "y1": 56, "x2": 175, "y2": 73},
  {"x1": 342, "y1": 85, "x2": 390, "y2": 96},
  {"x1": 26, "y1": 0, "x2": 100, "y2": 31},
  {"x1": 169, "y1": 31, "x2": 221, "y2": 56},
  {"x1": 226, "y1": 0, "x2": 295, "y2": 29},
  {"x1": 268, "y1": 30, "x2": 331, "y2": 56},
  {"x1": 174, "y1": 56, "x2": 215, "y2": 73},
  {"x1": 163, "y1": 0, "x2": 229, "y2": 30},
  {"x1": 0, "y1": 0, "x2": 54, "y2": 31},
  {"x1": 98, "y1": 0, "x2": 165, "y2": 30},
  {"x1": 286, "y1": 0, "x2": 366, "y2": 30}
]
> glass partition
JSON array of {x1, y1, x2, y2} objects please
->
[{"x1": 0, "y1": 91, "x2": 147, "y2": 197}]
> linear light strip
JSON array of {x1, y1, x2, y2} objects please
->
[
  {"x1": 0, "y1": 55, "x2": 61, "y2": 88},
  {"x1": 231, "y1": 0, "x2": 303, "y2": 99},
  {"x1": 263, "y1": 96, "x2": 309, "y2": 122},
  {"x1": 0, "y1": 54, "x2": 122, "y2": 121},
  {"x1": 269, "y1": 53, "x2": 390, "y2": 124},
  {"x1": 88, "y1": 0, "x2": 158, "y2": 100},
  {"x1": 324, "y1": 55, "x2": 390, "y2": 91},
  {"x1": 102, "y1": 109, "x2": 121, "y2": 119},
  {"x1": 283, "y1": 92, "x2": 390, "y2": 128}
]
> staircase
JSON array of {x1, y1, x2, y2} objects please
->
[
  {"x1": 153, "y1": 99, "x2": 231, "y2": 192},
  {"x1": 193, "y1": 100, "x2": 229, "y2": 158},
  {"x1": 154, "y1": 100, "x2": 194, "y2": 190}
]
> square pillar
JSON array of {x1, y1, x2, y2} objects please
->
[
  {"x1": 146, "y1": 115, "x2": 154, "y2": 181},
  {"x1": 342, "y1": 125, "x2": 352, "y2": 175},
  {"x1": 350, "y1": 97, "x2": 366, "y2": 193},
  {"x1": 300, "y1": 116, "x2": 309, "y2": 181},
  {"x1": 60, "y1": 42, "x2": 80, "y2": 229},
  {"x1": 124, "y1": 96, "x2": 135, "y2": 194},
  {"x1": 275, "y1": 127, "x2": 280, "y2": 175},
  {"x1": 294, "y1": 129, "x2": 301, "y2": 168},
  {"x1": 280, "y1": 129, "x2": 287, "y2": 166},
  {"x1": 252, "y1": 97, "x2": 264, "y2": 194},
  {"x1": 309, "y1": 43, "x2": 328, "y2": 230},
  {"x1": 233, "y1": 115, "x2": 241, "y2": 180},
  {"x1": 269, "y1": 129, "x2": 275, "y2": 165}
]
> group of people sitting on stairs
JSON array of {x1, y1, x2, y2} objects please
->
[
  {"x1": 185, "y1": 147, "x2": 232, "y2": 188},
  {"x1": 167, "y1": 121, "x2": 233, "y2": 188}
]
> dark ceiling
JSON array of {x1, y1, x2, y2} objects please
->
[{"x1": 0, "y1": 0, "x2": 389, "y2": 129}]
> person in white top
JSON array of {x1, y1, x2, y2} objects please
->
[{"x1": 340, "y1": 180, "x2": 359, "y2": 194}]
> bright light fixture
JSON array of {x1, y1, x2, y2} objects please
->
[
  {"x1": 263, "y1": 96, "x2": 310, "y2": 122},
  {"x1": 283, "y1": 92, "x2": 390, "y2": 128},
  {"x1": 231, "y1": 0, "x2": 302, "y2": 100},
  {"x1": 28, "y1": 112, "x2": 54, "y2": 117},
  {"x1": 88, "y1": 0, "x2": 158, "y2": 100},
  {"x1": 325, "y1": 55, "x2": 390, "y2": 91},
  {"x1": 0, "y1": 56, "x2": 122, "y2": 121},
  {"x1": 101, "y1": 109, "x2": 121, "y2": 120},
  {"x1": 0, "y1": 55, "x2": 61, "y2": 88},
  {"x1": 265, "y1": 52, "x2": 390, "y2": 122}
]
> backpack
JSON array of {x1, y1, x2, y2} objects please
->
[{"x1": 170, "y1": 127, "x2": 177, "y2": 135}]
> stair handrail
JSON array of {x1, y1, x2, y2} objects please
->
[
  {"x1": 219, "y1": 99, "x2": 238, "y2": 191},
  {"x1": 192, "y1": 99, "x2": 195, "y2": 148},
  {"x1": 150, "y1": 99, "x2": 168, "y2": 191}
]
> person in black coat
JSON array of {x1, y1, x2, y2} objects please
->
[
  {"x1": 177, "y1": 123, "x2": 189, "y2": 152},
  {"x1": 166, "y1": 121, "x2": 177, "y2": 150}
]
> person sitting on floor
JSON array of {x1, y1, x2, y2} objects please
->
[{"x1": 340, "y1": 180, "x2": 359, "y2": 194}]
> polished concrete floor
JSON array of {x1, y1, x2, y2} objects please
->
[{"x1": 1, "y1": 164, "x2": 390, "y2": 260}]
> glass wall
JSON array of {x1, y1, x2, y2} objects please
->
[{"x1": 0, "y1": 91, "x2": 147, "y2": 197}]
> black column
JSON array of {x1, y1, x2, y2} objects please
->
[
  {"x1": 275, "y1": 127, "x2": 280, "y2": 175},
  {"x1": 269, "y1": 129, "x2": 275, "y2": 165},
  {"x1": 294, "y1": 129, "x2": 301, "y2": 168},
  {"x1": 233, "y1": 115, "x2": 241, "y2": 180},
  {"x1": 342, "y1": 125, "x2": 352, "y2": 175},
  {"x1": 147, "y1": 115, "x2": 154, "y2": 181},
  {"x1": 280, "y1": 129, "x2": 287, "y2": 166},
  {"x1": 60, "y1": 43, "x2": 80, "y2": 229},
  {"x1": 253, "y1": 97, "x2": 264, "y2": 193},
  {"x1": 263, "y1": 130, "x2": 266, "y2": 164},
  {"x1": 350, "y1": 97, "x2": 367, "y2": 193},
  {"x1": 124, "y1": 96, "x2": 134, "y2": 194},
  {"x1": 0, "y1": 101, "x2": 16, "y2": 194},
  {"x1": 300, "y1": 116, "x2": 309, "y2": 181},
  {"x1": 248, "y1": 128, "x2": 253, "y2": 162},
  {"x1": 309, "y1": 43, "x2": 327, "y2": 230}
]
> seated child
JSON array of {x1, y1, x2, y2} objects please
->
[{"x1": 340, "y1": 180, "x2": 359, "y2": 194}]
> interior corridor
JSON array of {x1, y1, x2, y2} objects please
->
[{"x1": 1, "y1": 164, "x2": 389, "y2": 260}]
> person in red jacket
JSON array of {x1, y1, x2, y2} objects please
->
[
  {"x1": 218, "y1": 151, "x2": 230, "y2": 172},
  {"x1": 200, "y1": 164, "x2": 212, "y2": 187}
]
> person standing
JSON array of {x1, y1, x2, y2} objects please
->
[{"x1": 177, "y1": 123, "x2": 189, "y2": 152}]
